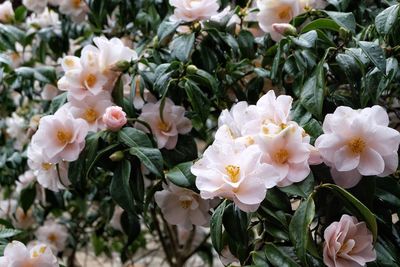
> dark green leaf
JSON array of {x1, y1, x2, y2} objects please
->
[
  {"x1": 264, "y1": 243, "x2": 301, "y2": 267},
  {"x1": 165, "y1": 161, "x2": 196, "y2": 189},
  {"x1": 129, "y1": 147, "x2": 163, "y2": 177},
  {"x1": 110, "y1": 160, "x2": 135, "y2": 213},
  {"x1": 210, "y1": 200, "x2": 227, "y2": 253}
]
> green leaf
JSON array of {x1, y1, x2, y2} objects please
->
[
  {"x1": 358, "y1": 41, "x2": 386, "y2": 73},
  {"x1": 210, "y1": 200, "x2": 227, "y2": 253},
  {"x1": 301, "y1": 18, "x2": 340, "y2": 33},
  {"x1": 110, "y1": 160, "x2": 135, "y2": 214},
  {"x1": 171, "y1": 33, "x2": 195, "y2": 62},
  {"x1": 320, "y1": 184, "x2": 378, "y2": 241},
  {"x1": 14, "y1": 6, "x2": 27, "y2": 23},
  {"x1": 129, "y1": 147, "x2": 163, "y2": 177},
  {"x1": 325, "y1": 11, "x2": 356, "y2": 33},
  {"x1": 375, "y1": 4, "x2": 399, "y2": 35},
  {"x1": 184, "y1": 79, "x2": 210, "y2": 124},
  {"x1": 300, "y1": 61, "x2": 325, "y2": 119},
  {"x1": 48, "y1": 92, "x2": 67, "y2": 113},
  {"x1": 86, "y1": 144, "x2": 118, "y2": 178},
  {"x1": 165, "y1": 161, "x2": 196, "y2": 189},
  {"x1": 0, "y1": 228, "x2": 22, "y2": 239},
  {"x1": 290, "y1": 31, "x2": 317, "y2": 48},
  {"x1": 19, "y1": 184, "x2": 36, "y2": 213},
  {"x1": 118, "y1": 127, "x2": 152, "y2": 148},
  {"x1": 289, "y1": 196, "x2": 315, "y2": 266},
  {"x1": 279, "y1": 173, "x2": 315, "y2": 198},
  {"x1": 223, "y1": 203, "x2": 249, "y2": 244},
  {"x1": 162, "y1": 135, "x2": 198, "y2": 167},
  {"x1": 264, "y1": 243, "x2": 301, "y2": 267},
  {"x1": 157, "y1": 20, "x2": 180, "y2": 46}
]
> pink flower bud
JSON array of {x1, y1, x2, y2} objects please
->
[
  {"x1": 272, "y1": 23, "x2": 297, "y2": 37},
  {"x1": 103, "y1": 106, "x2": 127, "y2": 132}
]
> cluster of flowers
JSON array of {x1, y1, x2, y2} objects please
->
[
  {"x1": 27, "y1": 37, "x2": 136, "y2": 191},
  {"x1": 168, "y1": 0, "x2": 326, "y2": 41},
  {"x1": 23, "y1": 0, "x2": 87, "y2": 22}
]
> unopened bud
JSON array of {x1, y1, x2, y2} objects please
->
[
  {"x1": 109, "y1": 151, "x2": 125, "y2": 162},
  {"x1": 110, "y1": 60, "x2": 131, "y2": 72},
  {"x1": 186, "y1": 65, "x2": 198, "y2": 74},
  {"x1": 272, "y1": 23, "x2": 297, "y2": 37}
]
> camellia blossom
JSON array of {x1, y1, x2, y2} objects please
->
[
  {"x1": 103, "y1": 106, "x2": 127, "y2": 132},
  {"x1": 58, "y1": 0, "x2": 88, "y2": 22},
  {"x1": 155, "y1": 183, "x2": 211, "y2": 230},
  {"x1": 169, "y1": 0, "x2": 219, "y2": 22},
  {"x1": 27, "y1": 7, "x2": 61, "y2": 30},
  {"x1": 0, "y1": 1, "x2": 14, "y2": 23},
  {"x1": 0, "y1": 241, "x2": 58, "y2": 267},
  {"x1": 315, "y1": 106, "x2": 400, "y2": 188},
  {"x1": 323, "y1": 215, "x2": 376, "y2": 267},
  {"x1": 135, "y1": 98, "x2": 192, "y2": 149},
  {"x1": 30, "y1": 111, "x2": 88, "y2": 163},
  {"x1": 36, "y1": 221, "x2": 69, "y2": 253},
  {"x1": 191, "y1": 142, "x2": 279, "y2": 212},
  {"x1": 23, "y1": 0, "x2": 47, "y2": 13}
]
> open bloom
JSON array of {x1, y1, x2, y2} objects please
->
[
  {"x1": 257, "y1": 0, "x2": 301, "y2": 41},
  {"x1": 323, "y1": 215, "x2": 376, "y2": 267},
  {"x1": 135, "y1": 98, "x2": 192, "y2": 149},
  {"x1": 155, "y1": 183, "x2": 211, "y2": 230},
  {"x1": 0, "y1": 241, "x2": 58, "y2": 267},
  {"x1": 256, "y1": 123, "x2": 313, "y2": 186},
  {"x1": 36, "y1": 221, "x2": 69, "y2": 253},
  {"x1": 315, "y1": 106, "x2": 400, "y2": 188},
  {"x1": 27, "y1": 7, "x2": 61, "y2": 30},
  {"x1": 30, "y1": 112, "x2": 88, "y2": 163},
  {"x1": 192, "y1": 142, "x2": 279, "y2": 212},
  {"x1": 169, "y1": 0, "x2": 219, "y2": 22},
  {"x1": 0, "y1": 1, "x2": 14, "y2": 23},
  {"x1": 58, "y1": 0, "x2": 88, "y2": 22},
  {"x1": 103, "y1": 106, "x2": 127, "y2": 132}
]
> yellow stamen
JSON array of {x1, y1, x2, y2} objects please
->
[
  {"x1": 273, "y1": 149, "x2": 289, "y2": 164},
  {"x1": 158, "y1": 120, "x2": 171, "y2": 132},
  {"x1": 48, "y1": 233, "x2": 58, "y2": 243},
  {"x1": 347, "y1": 137, "x2": 366, "y2": 154},
  {"x1": 64, "y1": 58, "x2": 75, "y2": 68},
  {"x1": 41, "y1": 162, "x2": 52, "y2": 171},
  {"x1": 57, "y1": 130, "x2": 72, "y2": 144},
  {"x1": 83, "y1": 108, "x2": 98, "y2": 123},
  {"x1": 180, "y1": 200, "x2": 192, "y2": 209},
  {"x1": 277, "y1": 5, "x2": 293, "y2": 20},
  {"x1": 85, "y1": 73, "x2": 97, "y2": 89},
  {"x1": 225, "y1": 165, "x2": 240, "y2": 183},
  {"x1": 72, "y1": 0, "x2": 81, "y2": 8}
]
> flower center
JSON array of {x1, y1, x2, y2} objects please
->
[
  {"x1": 21, "y1": 262, "x2": 35, "y2": 267},
  {"x1": 84, "y1": 108, "x2": 98, "y2": 123},
  {"x1": 347, "y1": 137, "x2": 366, "y2": 154},
  {"x1": 277, "y1": 5, "x2": 293, "y2": 20},
  {"x1": 32, "y1": 245, "x2": 47, "y2": 258},
  {"x1": 64, "y1": 58, "x2": 75, "y2": 68},
  {"x1": 72, "y1": 0, "x2": 81, "y2": 8},
  {"x1": 48, "y1": 233, "x2": 58, "y2": 243},
  {"x1": 57, "y1": 130, "x2": 72, "y2": 144},
  {"x1": 158, "y1": 120, "x2": 171, "y2": 132},
  {"x1": 41, "y1": 162, "x2": 52, "y2": 171},
  {"x1": 85, "y1": 73, "x2": 97, "y2": 89},
  {"x1": 225, "y1": 165, "x2": 240, "y2": 183},
  {"x1": 273, "y1": 149, "x2": 289, "y2": 164},
  {"x1": 180, "y1": 200, "x2": 192, "y2": 209}
]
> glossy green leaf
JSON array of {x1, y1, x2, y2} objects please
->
[
  {"x1": 165, "y1": 161, "x2": 196, "y2": 189},
  {"x1": 118, "y1": 127, "x2": 152, "y2": 148},
  {"x1": 129, "y1": 147, "x2": 163, "y2": 177},
  {"x1": 264, "y1": 243, "x2": 301, "y2": 267},
  {"x1": 375, "y1": 4, "x2": 399, "y2": 35},
  {"x1": 110, "y1": 160, "x2": 135, "y2": 214},
  {"x1": 210, "y1": 200, "x2": 227, "y2": 253}
]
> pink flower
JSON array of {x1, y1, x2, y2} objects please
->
[
  {"x1": 155, "y1": 183, "x2": 211, "y2": 230},
  {"x1": 315, "y1": 106, "x2": 400, "y2": 188},
  {"x1": 30, "y1": 111, "x2": 88, "y2": 163},
  {"x1": 36, "y1": 221, "x2": 69, "y2": 253},
  {"x1": 256, "y1": 90, "x2": 293, "y2": 126},
  {"x1": 169, "y1": 0, "x2": 219, "y2": 22},
  {"x1": 103, "y1": 106, "x2": 127, "y2": 132},
  {"x1": 323, "y1": 215, "x2": 376, "y2": 267},
  {"x1": 191, "y1": 142, "x2": 279, "y2": 212},
  {"x1": 256, "y1": 123, "x2": 313, "y2": 186},
  {"x1": 135, "y1": 98, "x2": 192, "y2": 149},
  {"x1": 0, "y1": 241, "x2": 58, "y2": 267}
]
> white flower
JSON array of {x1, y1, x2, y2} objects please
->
[
  {"x1": 67, "y1": 91, "x2": 114, "y2": 132},
  {"x1": 315, "y1": 106, "x2": 400, "y2": 188},
  {"x1": 16, "y1": 170, "x2": 36, "y2": 193},
  {"x1": 0, "y1": 241, "x2": 58, "y2": 267},
  {"x1": 256, "y1": 90, "x2": 293, "y2": 126},
  {"x1": 23, "y1": 0, "x2": 48, "y2": 13},
  {"x1": 6, "y1": 112, "x2": 28, "y2": 150},
  {"x1": 27, "y1": 144, "x2": 71, "y2": 192},
  {"x1": 13, "y1": 207, "x2": 36, "y2": 230},
  {"x1": 191, "y1": 142, "x2": 279, "y2": 212},
  {"x1": 0, "y1": 1, "x2": 14, "y2": 23},
  {"x1": 36, "y1": 221, "x2": 69, "y2": 253},
  {"x1": 155, "y1": 183, "x2": 211, "y2": 230},
  {"x1": 27, "y1": 7, "x2": 61, "y2": 30},
  {"x1": 135, "y1": 98, "x2": 192, "y2": 149},
  {"x1": 58, "y1": 0, "x2": 88, "y2": 22},
  {"x1": 256, "y1": 0, "x2": 302, "y2": 41},
  {"x1": 0, "y1": 199, "x2": 17, "y2": 219},
  {"x1": 169, "y1": 0, "x2": 219, "y2": 22}
]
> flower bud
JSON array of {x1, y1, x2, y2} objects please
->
[
  {"x1": 186, "y1": 65, "x2": 198, "y2": 74},
  {"x1": 109, "y1": 151, "x2": 125, "y2": 162},
  {"x1": 272, "y1": 23, "x2": 297, "y2": 37},
  {"x1": 103, "y1": 106, "x2": 127, "y2": 132},
  {"x1": 110, "y1": 60, "x2": 131, "y2": 72}
]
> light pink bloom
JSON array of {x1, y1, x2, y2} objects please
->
[
  {"x1": 135, "y1": 98, "x2": 192, "y2": 149},
  {"x1": 67, "y1": 92, "x2": 114, "y2": 132},
  {"x1": 36, "y1": 221, "x2": 69, "y2": 253},
  {"x1": 58, "y1": 0, "x2": 88, "y2": 22},
  {"x1": 169, "y1": 0, "x2": 219, "y2": 22},
  {"x1": 41, "y1": 84, "x2": 59, "y2": 101},
  {"x1": 191, "y1": 142, "x2": 279, "y2": 212},
  {"x1": 256, "y1": 90, "x2": 293, "y2": 126},
  {"x1": 272, "y1": 23, "x2": 297, "y2": 36},
  {"x1": 315, "y1": 106, "x2": 400, "y2": 188},
  {"x1": 256, "y1": 0, "x2": 302, "y2": 41},
  {"x1": 0, "y1": 1, "x2": 14, "y2": 23},
  {"x1": 256, "y1": 123, "x2": 313, "y2": 186},
  {"x1": 30, "y1": 112, "x2": 88, "y2": 163},
  {"x1": 155, "y1": 183, "x2": 211, "y2": 230},
  {"x1": 323, "y1": 215, "x2": 376, "y2": 267},
  {"x1": 0, "y1": 241, "x2": 58, "y2": 267},
  {"x1": 13, "y1": 207, "x2": 35, "y2": 230},
  {"x1": 103, "y1": 106, "x2": 127, "y2": 132}
]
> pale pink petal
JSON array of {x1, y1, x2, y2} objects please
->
[
  {"x1": 357, "y1": 148, "x2": 384, "y2": 176},
  {"x1": 334, "y1": 146, "x2": 360, "y2": 172}
]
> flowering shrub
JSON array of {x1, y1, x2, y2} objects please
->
[{"x1": 0, "y1": 0, "x2": 399, "y2": 266}]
